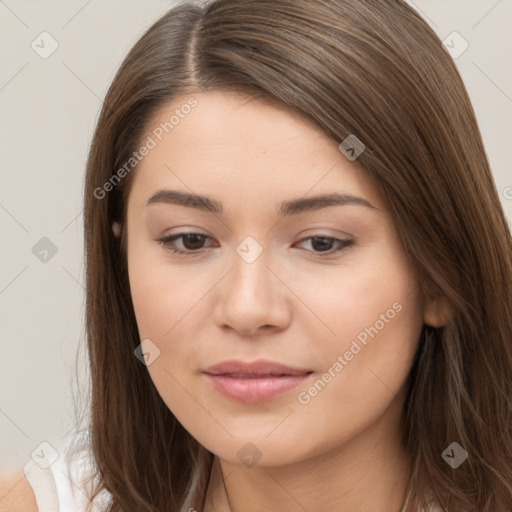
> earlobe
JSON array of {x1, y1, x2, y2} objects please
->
[
  {"x1": 423, "y1": 296, "x2": 455, "y2": 328},
  {"x1": 112, "y1": 222, "x2": 122, "y2": 237}
]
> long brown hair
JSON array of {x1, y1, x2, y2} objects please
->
[{"x1": 79, "y1": 0, "x2": 512, "y2": 510}]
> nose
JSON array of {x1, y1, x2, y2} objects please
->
[{"x1": 212, "y1": 249, "x2": 291, "y2": 336}]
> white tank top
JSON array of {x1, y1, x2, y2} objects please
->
[{"x1": 23, "y1": 430, "x2": 112, "y2": 512}]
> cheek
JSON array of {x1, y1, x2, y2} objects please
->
[
  {"x1": 289, "y1": 239, "x2": 423, "y2": 349},
  {"x1": 127, "y1": 244, "x2": 209, "y2": 339},
  {"x1": 288, "y1": 245, "x2": 424, "y2": 411},
  {"x1": 293, "y1": 295, "x2": 422, "y2": 455},
  {"x1": 292, "y1": 251, "x2": 424, "y2": 436},
  {"x1": 127, "y1": 249, "x2": 216, "y2": 411},
  {"x1": 127, "y1": 251, "x2": 209, "y2": 423}
]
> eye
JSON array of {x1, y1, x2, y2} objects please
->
[
  {"x1": 157, "y1": 232, "x2": 353, "y2": 257},
  {"x1": 157, "y1": 232, "x2": 216, "y2": 255},
  {"x1": 293, "y1": 236, "x2": 354, "y2": 256}
]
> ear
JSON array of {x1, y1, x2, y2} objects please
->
[
  {"x1": 112, "y1": 221, "x2": 122, "y2": 238},
  {"x1": 423, "y1": 295, "x2": 455, "y2": 328}
]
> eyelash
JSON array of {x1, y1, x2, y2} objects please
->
[{"x1": 157, "y1": 232, "x2": 354, "y2": 257}]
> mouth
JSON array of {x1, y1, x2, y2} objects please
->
[{"x1": 202, "y1": 359, "x2": 314, "y2": 403}]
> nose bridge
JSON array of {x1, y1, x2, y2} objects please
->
[
  {"x1": 213, "y1": 235, "x2": 290, "y2": 333},
  {"x1": 229, "y1": 235, "x2": 274, "y2": 301}
]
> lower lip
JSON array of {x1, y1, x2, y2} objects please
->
[{"x1": 204, "y1": 373, "x2": 311, "y2": 403}]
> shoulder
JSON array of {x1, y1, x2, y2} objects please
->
[
  {"x1": 1, "y1": 429, "x2": 112, "y2": 512},
  {"x1": 0, "y1": 471, "x2": 38, "y2": 512}
]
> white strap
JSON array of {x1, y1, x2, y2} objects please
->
[{"x1": 23, "y1": 459, "x2": 60, "y2": 512}]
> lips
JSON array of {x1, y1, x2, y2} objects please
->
[
  {"x1": 203, "y1": 359, "x2": 312, "y2": 377},
  {"x1": 203, "y1": 359, "x2": 313, "y2": 403}
]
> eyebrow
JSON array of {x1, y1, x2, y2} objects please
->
[{"x1": 146, "y1": 189, "x2": 376, "y2": 216}]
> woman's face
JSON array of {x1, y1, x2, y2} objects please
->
[{"x1": 124, "y1": 90, "x2": 430, "y2": 466}]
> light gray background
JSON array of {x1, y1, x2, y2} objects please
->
[{"x1": 1, "y1": 0, "x2": 511, "y2": 472}]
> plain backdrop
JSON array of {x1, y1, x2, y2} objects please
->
[{"x1": 1, "y1": 0, "x2": 511, "y2": 471}]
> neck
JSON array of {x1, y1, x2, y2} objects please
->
[{"x1": 204, "y1": 394, "x2": 411, "y2": 512}]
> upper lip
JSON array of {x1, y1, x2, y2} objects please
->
[{"x1": 203, "y1": 359, "x2": 312, "y2": 377}]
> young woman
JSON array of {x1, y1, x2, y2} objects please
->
[{"x1": 3, "y1": 0, "x2": 512, "y2": 511}]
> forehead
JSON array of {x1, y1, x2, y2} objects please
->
[
  {"x1": 144, "y1": 90, "x2": 331, "y2": 159},
  {"x1": 126, "y1": 90, "x2": 384, "y2": 211}
]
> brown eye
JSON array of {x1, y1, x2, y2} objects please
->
[
  {"x1": 158, "y1": 233, "x2": 215, "y2": 255},
  {"x1": 295, "y1": 236, "x2": 354, "y2": 256}
]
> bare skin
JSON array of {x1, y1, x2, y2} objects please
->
[
  {"x1": 122, "y1": 90, "x2": 449, "y2": 512},
  {"x1": 0, "y1": 473, "x2": 37, "y2": 512}
]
